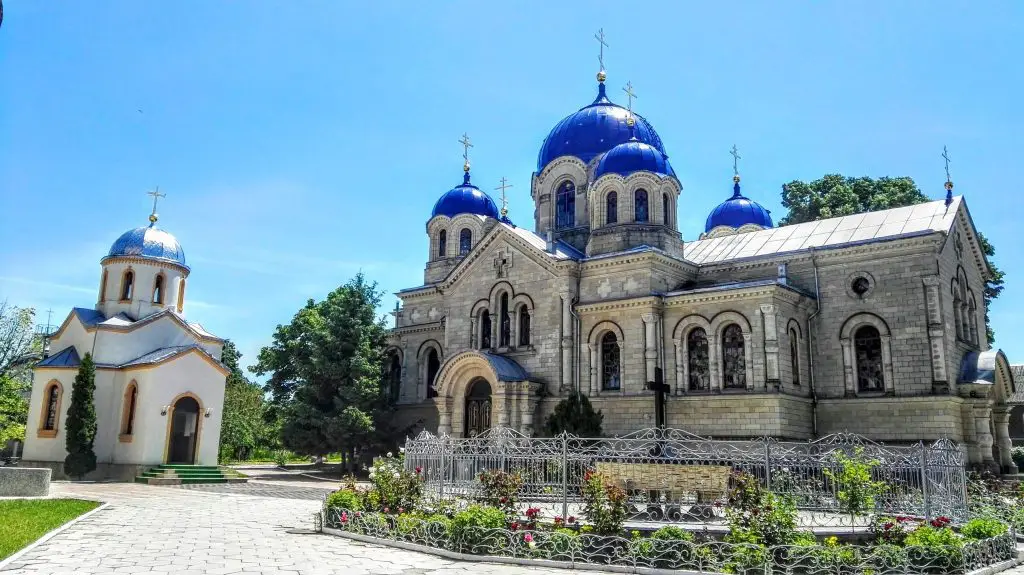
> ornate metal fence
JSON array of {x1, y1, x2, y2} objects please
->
[{"x1": 403, "y1": 427, "x2": 968, "y2": 528}]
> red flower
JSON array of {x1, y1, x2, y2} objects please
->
[
  {"x1": 415, "y1": 466, "x2": 422, "y2": 474},
  {"x1": 510, "y1": 522, "x2": 519, "y2": 531},
  {"x1": 568, "y1": 516, "x2": 576, "y2": 524},
  {"x1": 883, "y1": 522, "x2": 894, "y2": 530}
]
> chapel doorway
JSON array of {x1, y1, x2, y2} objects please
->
[
  {"x1": 168, "y1": 396, "x2": 200, "y2": 464},
  {"x1": 464, "y1": 378, "x2": 492, "y2": 438}
]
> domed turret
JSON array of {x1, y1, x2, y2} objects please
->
[
  {"x1": 431, "y1": 170, "x2": 500, "y2": 220},
  {"x1": 537, "y1": 81, "x2": 666, "y2": 172},
  {"x1": 106, "y1": 225, "x2": 187, "y2": 268},
  {"x1": 705, "y1": 177, "x2": 773, "y2": 233},
  {"x1": 595, "y1": 138, "x2": 675, "y2": 179}
]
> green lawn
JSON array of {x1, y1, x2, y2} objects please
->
[{"x1": 0, "y1": 499, "x2": 100, "y2": 560}]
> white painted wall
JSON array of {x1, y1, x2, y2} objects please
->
[
  {"x1": 98, "y1": 259, "x2": 187, "y2": 320},
  {"x1": 91, "y1": 315, "x2": 220, "y2": 367}
]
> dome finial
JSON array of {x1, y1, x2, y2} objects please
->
[
  {"x1": 594, "y1": 28, "x2": 609, "y2": 83},
  {"x1": 942, "y1": 145, "x2": 954, "y2": 206},
  {"x1": 459, "y1": 132, "x2": 473, "y2": 179},
  {"x1": 622, "y1": 80, "x2": 637, "y2": 133},
  {"x1": 495, "y1": 176, "x2": 513, "y2": 220},
  {"x1": 147, "y1": 186, "x2": 166, "y2": 226},
  {"x1": 730, "y1": 145, "x2": 743, "y2": 196}
]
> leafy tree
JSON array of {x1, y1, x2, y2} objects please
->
[
  {"x1": 218, "y1": 340, "x2": 268, "y2": 462},
  {"x1": 0, "y1": 374, "x2": 28, "y2": 445},
  {"x1": 0, "y1": 301, "x2": 38, "y2": 383},
  {"x1": 253, "y1": 273, "x2": 393, "y2": 469},
  {"x1": 780, "y1": 175, "x2": 1003, "y2": 344},
  {"x1": 545, "y1": 393, "x2": 603, "y2": 437},
  {"x1": 64, "y1": 353, "x2": 97, "y2": 479}
]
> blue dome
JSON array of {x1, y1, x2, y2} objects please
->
[
  {"x1": 431, "y1": 172, "x2": 501, "y2": 219},
  {"x1": 537, "y1": 82, "x2": 667, "y2": 172},
  {"x1": 595, "y1": 138, "x2": 675, "y2": 178},
  {"x1": 107, "y1": 224, "x2": 187, "y2": 268},
  {"x1": 705, "y1": 180, "x2": 773, "y2": 233}
]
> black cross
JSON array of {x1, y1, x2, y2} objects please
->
[{"x1": 645, "y1": 366, "x2": 670, "y2": 429}]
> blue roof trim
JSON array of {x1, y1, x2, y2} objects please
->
[
  {"x1": 705, "y1": 182, "x2": 773, "y2": 232},
  {"x1": 959, "y1": 350, "x2": 1008, "y2": 386},
  {"x1": 73, "y1": 307, "x2": 106, "y2": 327},
  {"x1": 483, "y1": 352, "x2": 530, "y2": 382},
  {"x1": 36, "y1": 346, "x2": 80, "y2": 368},
  {"x1": 431, "y1": 171, "x2": 500, "y2": 219},
  {"x1": 555, "y1": 240, "x2": 585, "y2": 260},
  {"x1": 595, "y1": 139, "x2": 675, "y2": 178},
  {"x1": 107, "y1": 225, "x2": 188, "y2": 269}
]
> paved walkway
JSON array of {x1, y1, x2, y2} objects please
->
[{"x1": 1, "y1": 482, "x2": 604, "y2": 575}]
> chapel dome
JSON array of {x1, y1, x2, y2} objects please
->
[
  {"x1": 106, "y1": 223, "x2": 187, "y2": 268},
  {"x1": 431, "y1": 171, "x2": 501, "y2": 219},
  {"x1": 705, "y1": 179, "x2": 773, "y2": 233},
  {"x1": 595, "y1": 138, "x2": 675, "y2": 179},
  {"x1": 537, "y1": 81, "x2": 666, "y2": 172}
]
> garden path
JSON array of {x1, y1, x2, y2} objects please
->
[{"x1": 0, "y1": 481, "x2": 607, "y2": 575}]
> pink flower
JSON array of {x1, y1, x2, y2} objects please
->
[
  {"x1": 398, "y1": 507, "x2": 405, "y2": 514},
  {"x1": 415, "y1": 466, "x2": 423, "y2": 474},
  {"x1": 524, "y1": 533, "x2": 534, "y2": 543},
  {"x1": 341, "y1": 511, "x2": 349, "y2": 523},
  {"x1": 383, "y1": 506, "x2": 390, "y2": 514}
]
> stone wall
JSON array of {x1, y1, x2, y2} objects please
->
[
  {"x1": 0, "y1": 466, "x2": 51, "y2": 496},
  {"x1": 816, "y1": 395, "x2": 965, "y2": 442}
]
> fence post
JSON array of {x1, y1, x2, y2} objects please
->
[
  {"x1": 439, "y1": 436, "x2": 448, "y2": 500},
  {"x1": 919, "y1": 441, "x2": 931, "y2": 521},
  {"x1": 561, "y1": 433, "x2": 569, "y2": 522},
  {"x1": 763, "y1": 440, "x2": 772, "y2": 489}
]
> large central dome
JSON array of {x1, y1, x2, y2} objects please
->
[{"x1": 537, "y1": 81, "x2": 666, "y2": 172}]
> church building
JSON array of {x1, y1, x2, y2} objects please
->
[
  {"x1": 387, "y1": 63, "x2": 1017, "y2": 474},
  {"x1": 21, "y1": 202, "x2": 228, "y2": 480}
]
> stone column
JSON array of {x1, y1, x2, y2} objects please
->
[
  {"x1": 436, "y1": 397, "x2": 453, "y2": 436},
  {"x1": 509, "y1": 311, "x2": 518, "y2": 349},
  {"x1": 709, "y1": 337, "x2": 721, "y2": 393},
  {"x1": 674, "y1": 339, "x2": 685, "y2": 395},
  {"x1": 880, "y1": 334, "x2": 895, "y2": 395},
  {"x1": 491, "y1": 308, "x2": 499, "y2": 351},
  {"x1": 495, "y1": 392, "x2": 509, "y2": 428},
  {"x1": 470, "y1": 317, "x2": 478, "y2": 350},
  {"x1": 760, "y1": 304, "x2": 779, "y2": 389},
  {"x1": 641, "y1": 313, "x2": 659, "y2": 385},
  {"x1": 922, "y1": 276, "x2": 949, "y2": 391},
  {"x1": 588, "y1": 342, "x2": 599, "y2": 396},
  {"x1": 400, "y1": 339, "x2": 410, "y2": 404},
  {"x1": 742, "y1": 332, "x2": 754, "y2": 391},
  {"x1": 973, "y1": 405, "x2": 996, "y2": 471},
  {"x1": 840, "y1": 337, "x2": 856, "y2": 397},
  {"x1": 993, "y1": 408, "x2": 1017, "y2": 474},
  {"x1": 581, "y1": 343, "x2": 592, "y2": 395},
  {"x1": 520, "y1": 387, "x2": 535, "y2": 436},
  {"x1": 560, "y1": 291, "x2": 573, "y2": 393}
]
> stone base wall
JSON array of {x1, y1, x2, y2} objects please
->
[
  {"x1": 393, "y1": 403, "x2": 441, "y2": 439},
  {"x1": 815, "y1": 395, "x2": 965, "y2": 442},
  {"x1": 0, "y1": 466, "x2": 51, "y2": 496},
  {"x1": 18, "y1": 460, "x2": 147, "y2": 482}
]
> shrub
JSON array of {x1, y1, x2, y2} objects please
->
[
  {"x1": 273, "y1": 450, "x2": 288, "y2": 466},
  {"x1": 476, "y1": 469, "x2": 523, "y2": 517},
  {"x1": 724, "y1": 472, "x2": 800, "y2": 547},
  {"x1": 451, "y1": 504, "x2": 508, "y2": 553},
  {"x1": 580, "y1": 470, "x2": 628, "y2": 535},
  {"x1": 544, "y1": 393, "x2": 603, "y2": 437},
  {"x1": 1012, "y1": 447, "x2": 1024, "y2": 472},
  {"x1": 650, "y1": 525, "x2": 695, "y2": 541},
  {"x1": 904, "y1": 525, "x2": 964, "y2": 572},
  {"x1": 960, "y1": 517, "x2": 1008, "y2": 540},
  {"x1": 539, "y1": 528, "x2": 582, "y2": 560},
  {"x1": 326, "y1": 488, "x2": 363, "y2": 511},
  {"x1": 822, "y1": 447, "x2": 888, "y2": 520},
  {"x1": 364, "y1": 452, "x2": 422, "y2": 513},
  {"x1": 870, "y1": 515, "x2": 918, "y2": 545}
]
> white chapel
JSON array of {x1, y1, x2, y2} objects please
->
[{"x1": 21, "y1": 202, "x2": 228, "y2": 480}]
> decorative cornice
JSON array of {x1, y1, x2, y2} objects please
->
[
  {"x1": 390, "y1": 321, "x2": 443, "y2": 336},
  {"x1": 100, "y1": 255, "x2": 189, "y2": 276},
  {"x1": 577, "y1": 295, "x2": 661, "y2": 313}
]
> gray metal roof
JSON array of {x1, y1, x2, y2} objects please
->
[
  {"x1": 683, "y1": 197, "x2": 961, "y2": 265},
  {"x1": 506, "y1": 225, "x2": 584, "y2": 260},
  {"x1": 120, "y1": 345, "x2": 197, "y2": 367},
  {"x1": 36, "y1": 346, "x2": 81, "y2": 368},
  {"x1": 72, "y1": 307, "x2": 106, "y2": 327}
]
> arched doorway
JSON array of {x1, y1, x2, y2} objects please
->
[
  {"x1": 464, "y1": 378, "x2": 492, "y2": 437},
  {"x1": 167, "y1": 396, "x2": 201, "y2": 464}
]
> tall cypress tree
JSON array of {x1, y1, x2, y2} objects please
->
[{"x1": 64, "y1": 353, "x2": 97, "y2": 479}]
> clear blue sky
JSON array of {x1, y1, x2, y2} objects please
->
[{"x1": 2, "y1": 1, "x2": 1022, "y2": 371}]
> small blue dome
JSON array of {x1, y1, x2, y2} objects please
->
[
  {"x1": 705, "y1": 181, "x2": 773, "y2": 233},
  {"x1": 537, "y1": 82, "x2": 667, "y2": 172},
  {"x1": 595, "y1": 138, "x2": 675, "y2": 178},
  {"x1": 107, "y1": 224, "x2": 187, "y2": 268},
  {"x1": 431, "y1": 172, "x2": 500, "y2": 219}
]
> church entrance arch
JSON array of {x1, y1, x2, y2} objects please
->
[
  {"x1": 166, "y1": 395, "x2": 201, "y2": 464},
  {"x1": 464, "y1": 378, "x2": 492, "y2": 437}
]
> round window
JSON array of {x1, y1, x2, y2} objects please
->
[{"x1": 851, "y1": 276, "x2": 871, "y2": 296}]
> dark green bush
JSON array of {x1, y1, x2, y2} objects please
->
[
  {"x1": 544, "y1": 393, "x2": 603, "y2": 437},
  {"x1": 326, "y1": 488, "x2": 362, "y2": 511}
]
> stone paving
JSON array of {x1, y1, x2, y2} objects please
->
[{"x1": 1, "y1": 481, "x2": 607, "y2": 575}]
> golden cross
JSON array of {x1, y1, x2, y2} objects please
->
[
  {"x1": 622, "y1": 81, "x2": 637, "y2": 113},
  {"x1": 147, "y1": 186, "x2": 166, "y2": 223},
  {"x1": 459, "y1": 133, "x2": 473, "y2": 170},
  {"x1": 595, "y1": 28, "x2": 608, "y2": 72},
  {"x1": 495, "y1": 177, "x2": 513, "y2": 217},
  {"x1": 730, "y1": 144, "x2": 741, "y2": 176},
  {"x1": 942, "y1": 145, "x2": 952, "y2": 182}
]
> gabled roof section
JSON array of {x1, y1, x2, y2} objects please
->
[
  {"x1": 99, "y1": 313, "x2": 133, "y2": 327},
  {"x1": 483, "y1": 352, "x2": 531, "y2": 382},
  {"x1": 684, "y1": 197, "x2": 962, "y2": 265},
  {"x1": 118, "y1": 344, "x2": 229, "y2": 375},
  {"x1": 36, "y1": 346, "x2": 81, "y2": 368},
  {"x1": 505, "y1": 225, "x2": 584, "y2": 261},
  {"x1": 72, "y1": 307, "x2": 105, "y2": 327}
]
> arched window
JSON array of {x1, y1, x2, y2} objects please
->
[
  {"x1": 39, "y1": 380, "x2": 61, "y2": 433},
  {"x1": 499, "y1": 293, "x2": 510, "y2": 347},
  {"x1": 854, "y1": 326, "x2": 883, "y2": 392},
  {"x1": 386, "y1": 353, "x2": 402, "y2": 402},
  {"x1": 518, "y1": 305, "x2": 531, "y2": 346},
  {"x1": 99, "y1": 270, "x2": 108, "y2": 302},
  {"x1": 687, "y1": 328, "x2": 710, "y2": 391},
  {"x1": 121, "y1": 382, "x2": 138, "y2": 436},
  {"x1": 789, "y1": 328, "x2": 801, "y2": 386},
  {"x1": 459, "y1": 228, "x2": 472, "y2": 256},
  {"x1": 120, "y1": 270, "x2": 135, "y2": 301},
  {"x1": 662, "y1": 193, "x2": 670, "y2": 227},
  {"x1": 556, "y1": 181, "x2": 576, "y2": 229},
  {"x1": 480, "y1": 310, "x2": 492, "y2": 349},
  {"x1": 425, "y1": 349, "x2": 440, "y2": 399},
  {"x1": 634, "y1": 189, "x2": 649, "y2": 223},
  {"x1": 722, "y1": 324, "x2": 746, "y2": 389},
  {"x1": 606, "y1": 192, "x2": 618, "y2": 225},
  {"x1": 437, "y1": 230, "x2": 447, "y2": 258},
  {"x1": 177, "y1": 279, "x2": 186, "y2": 313},
  {"x1": 152, "y1": 274, "x2": 164, "y2": 304},
  {"x1": 601, "y1": 332, "x2": 621, "y2": 391}
]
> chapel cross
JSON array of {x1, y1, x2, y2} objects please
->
[
  {"x1": 594, "y1": 28, "x2": 608, "y2": 72},
  {"x1": 459, "y1": 133, "x2": 473, "y2": 170},
  {"x1": 493, "y1": 249, "x2": 512, "y2": 278},
  {"x1": 623, "y1": 81, "x2": 636, "y2": 114},
  {"x1": 730, "y1": 144, "x2": 741, "y2": 176},
  {"x1": 147, "y1": 187, "x2": 166, "y2": 224},
  {"x1": 495, "y1": 176, "x2": 513, "y2": 218},
  {"x1": 645, "y1": 366, "x2": 670, "y2": 429},
  {"x1": 942, "y1": 145, "x2": 952, "y2": 183}
]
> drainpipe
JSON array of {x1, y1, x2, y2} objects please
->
[
  {"x1": 569, "y1": 273, "x2": 582, "y2": 400},
  {"x1": 806, "y1": 248, "x2": 822, "y2": 438}
]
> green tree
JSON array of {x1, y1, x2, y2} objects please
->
[
  {"x1": 544, "y1": 393, "x2": 603, "y2": 437},
  {"x1": 780, "y1": 175, "x2": 1003, "y2": 344},
  {"x1": 218, "y1": 340, "x2": 268, "y2": 462},
  {"x1": 64, "y1": 353, "x2": 97, "y2": 479},
  {"x1": 0, "y1": 301, "x2": 39, "y2": 383},
  {"x1": 253, "y1": 273, "x2": 392, "y2": 469},
  {"x1": 0, "y1": 374, "x2": 28, "y2": 445}
]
